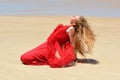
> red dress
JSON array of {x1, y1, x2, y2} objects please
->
[{"x1": 20, "y1": 24, "x2": 76, "y2": 68}]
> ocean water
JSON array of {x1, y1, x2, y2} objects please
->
[{"x1": 0, "y1": 0, "x2": 120, "y2": 17}]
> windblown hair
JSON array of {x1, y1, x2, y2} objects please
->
[{"x1": 74, "y1": 16, "x2": 95, "y2": 56}]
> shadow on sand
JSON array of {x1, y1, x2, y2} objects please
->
[
  {"x1": 64, "y1": 58, "x2": 99, "y2": 68},
  {"x1": 75, "y1": 58, "x2": 99, "y2": 64}
]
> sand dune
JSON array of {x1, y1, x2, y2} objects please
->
[{"x1": 0, "y1": 16, "x2": 120, "y2": 80}]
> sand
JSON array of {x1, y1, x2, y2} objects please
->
[{"x1": 0, "y1": 16, "x2": 120, "y2": 80}]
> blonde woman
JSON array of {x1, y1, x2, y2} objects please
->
[
  {"x1": 68, "y1": 16, "x2": 95, "y2": 56},
  {"x1": 20, "y1": 16, "x2": 95, "y2": 68}
]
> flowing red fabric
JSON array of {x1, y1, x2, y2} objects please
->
[{"x1": 20, "y1": 24, "x2": 76, "y2": 68}]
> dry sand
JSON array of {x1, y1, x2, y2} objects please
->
[{"x1": 0, "y1": 16, "x2": 120, "y2": 80}]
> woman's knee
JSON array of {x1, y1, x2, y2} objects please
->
[{"x1": 20, "y1": 54, "x2": 32, "y2": 64}]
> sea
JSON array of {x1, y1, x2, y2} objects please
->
[{"x1": 0, "y1": 0, "x2": 120, "y2": 17}]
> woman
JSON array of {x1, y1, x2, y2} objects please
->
[{"x1": 20, "y1": 16, "x2": 95, "y2": 68}]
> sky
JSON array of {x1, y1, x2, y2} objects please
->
[{"x1": 0, "y1": 0, "x2": 120, "y2": 17}]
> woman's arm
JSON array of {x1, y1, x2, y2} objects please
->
[{"x1": 66, "y1": 26, "x2": 75, "y2": 47}]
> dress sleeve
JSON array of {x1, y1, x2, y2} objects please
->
[
  {"x1": 47, "y1": 24, "x2": 63, "y2": 46},
  {"x1": 47, "y1": 24, "x2": 75, "y2": 68},
  {"x1": 47, "y1": 24, "x2": 63, "y2": 59},
  {"x1": 48, "y1": 42, "x2": 76, "y2": 68}
]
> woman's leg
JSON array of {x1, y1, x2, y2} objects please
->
[{"x1": 20, "y1": 42, "x2": 48, "y2": 65}]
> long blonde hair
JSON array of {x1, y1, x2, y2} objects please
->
[{"x1": 74, "y1": 16, "x2": 95, "y2": 56}]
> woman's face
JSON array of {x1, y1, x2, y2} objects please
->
[
  {"x1": 70, "y1": 16, "x2": 77, "y2": 26},
  {"x1": 75, "y1": 16, "x2": 81, "y2": 21},
  {"x1": 70, "y1": 16, "x2": 81, "y2": 25}
]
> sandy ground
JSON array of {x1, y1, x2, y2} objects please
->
[{"x1": 0, "y1": 16, "x2": 120, "y2": 80}]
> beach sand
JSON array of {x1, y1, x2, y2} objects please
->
[{"x1": 0, "y1": 16, "x2": 120, "y2": 80}]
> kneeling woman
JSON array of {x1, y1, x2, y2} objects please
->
[{"x1": 20, "y1": 16, "x2": 95, "y2": 68}]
